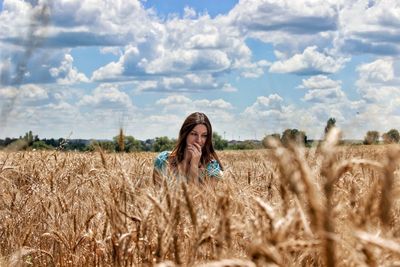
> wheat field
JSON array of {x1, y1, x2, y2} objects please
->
[{"x1": 1, "y1": 132, "x2": 400, "y2": 267}]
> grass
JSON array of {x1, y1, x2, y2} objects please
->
[{"x1": 1, "y1": 137, "x2": 400, "y2": 266}]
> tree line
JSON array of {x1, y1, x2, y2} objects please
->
[
  {"x1": 0, "y1": 130, "x2": 260, "y2": 152},
  {"x1": 1, "y1": 119, "x2": 399, "y2": 152},
  {"x1": 363, "y1": 129, "x2": 400, "y2": 145}
]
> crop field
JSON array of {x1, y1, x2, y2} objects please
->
[{"x1": 1, "y1": 133, "x2": 400, "y2": 267}]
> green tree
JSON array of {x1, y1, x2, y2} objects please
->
[
  {"x1": 363, "y1": 131, "x2": 380, "y2": 145},
  {"x1": 212, "y1": 132, "x2": 228, "y2": 150},
  {"x1": 32, "y1": 140, "x2": 54, "y2": 150},
  {"x1": 87, "y1": 141, "x2": 116, "y2": 152},
  {"x1": 228, "y1": 141, "x2": 256, "y2": 150},
  {"x1": 153, "y1": 136, "x2": 176, "y2": 152},
  {"x1": 262, "y1": 133, "x2": 280, "y2": 148},
  {"x1": 125, "y1": 136, "x2": 143, "y2": 152},
  {"x1": 281, "y1": 129, "x2": 307, "y2": 146},
  {"x1": 324, "y1": 117, "x2": 336, "y2": 135},
  {"x1": 382, "y1": 129, "x2": 400, "y2": 144},
  {"x1": 17, "y1": 130, "x2": 40, "y2": 150},
  {"x1": 113, "y1": 133, "x2": 142, "y2": 152}
]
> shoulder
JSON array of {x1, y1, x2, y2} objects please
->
[
  {"x1": 154, "y1": 151, "x2": 171, "y2": 170},
  {"x1": 205, "y1": 159, "x2": 223, "y2": 179}
]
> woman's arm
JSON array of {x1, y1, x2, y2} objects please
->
[{"x1": 153, "y1": 151, "x2": 170, "y2": 186}]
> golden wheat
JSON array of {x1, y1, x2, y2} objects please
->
[{"x1": 0, "y1": 141, "x2": 400, "y2": 266}]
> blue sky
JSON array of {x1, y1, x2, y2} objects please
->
[{"x1": 1, "y1": 0, "x2": 399, "y2": 140}]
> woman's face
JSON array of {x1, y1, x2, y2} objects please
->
[{"x1": 186, "y1": 124, "x2": 208, "y2": 148}]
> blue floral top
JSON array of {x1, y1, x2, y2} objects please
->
[{"x1": 154, "y1": 151, "x2": 223, "y2": 180}]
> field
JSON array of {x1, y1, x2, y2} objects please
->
[{"x1": 1, "y1": 134, "x2": 400, "y2": 266}]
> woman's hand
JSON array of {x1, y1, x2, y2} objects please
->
[
  {"x1": 187, "y1": 143, "x2": 202, "y2": 183},
  {"x1": 187, "y1": 143, "x2": 202, "y2": 165}
]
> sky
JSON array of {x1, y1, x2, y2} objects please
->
[{"x1": 0, "y1": 0, "x2": 399, "y2": 141}]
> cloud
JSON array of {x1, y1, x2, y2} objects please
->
[
  {"x1": 299, "y1": 75, "x2": 346, "y2": 103},
  {"x1": 193, "y1": 99, "x2": 234, "y2": 110},
  {"x1": 356, "y1": 58, "x2": 394, "y2": 84},
  {"x1": 221, "y1": 83, "x2": 238, "y2": 92},
  {"x1": 303, "y1": 88, "x2": 346, "y2": 103},
  {"x1": 156, "y1": 94, "x2": 233, "y2": 112},
  {"x1": 0, "y1": 46, "x2": 87, "y2": 86},
  {"x1": 240, "y1": 60, "x2": 270, "y2": 78},
  {"x1": 337, "y1": 0, "x2": 400, "y2": 56},
  {"x1": 183, "y1": 6, "x2": 197, "y2": 19},
  {"x1": 49, "y1": 54, "x2": 89, "y2": 84},
  {"x1": 299, "y1": 75, "x2": 341, "y2": 90},
  {"x1": 230, "y1": 0, "x2": 338, "y2": 35},
  {"x1": 1, "y1": 0, "x2": 151, "y2": 48},
  {"x1": 355, "y1": 58, "x2": 400, "y2": 103},
  {"x1": 91, "y1": 12, "x2": 264, "y2": 83},
  {"x1": 243, "y1": 94, "x2": 286, "y2": 117},
  {"x1": 226, "y1": 0, "x2": 339, "y2": 54},
  {"x1": 134, "y1": 73, "x2": 233, "y2": 93},
  {"x1": 0, "y1": 0, "x2": 150, "y2": 85},
  {"x1": 78, "y1": 84, "x2": 134, "y2": 110},
  {"x1": 92, "y1": 29, "x2": 232, "y2": 80},
  {"x1": 156, "y1": 95, "x2": 192, "y2": 106},
  {"x1": 269, "y1": 46, "x2": 347, "y2": 75},
  {"x1": 241, "y1": 94, "x2": 312, "y2": 137},
  {"x1": 0, "y1": 84, "x2": 48, "y2": 100}
]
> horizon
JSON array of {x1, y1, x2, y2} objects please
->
[
  {"x1": 0, "y1": 132, "x2": 368, "y2": 142},
  {"x1": 1, "y1": 0, "x2": 399, "y2": 141}
]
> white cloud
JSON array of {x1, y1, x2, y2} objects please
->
[
  {"x1": 243, "y1": 94, "x2": 285, "y2": 116},
  {"x1": 337, "y1": 0, "x2": 400, "y2": 56},
  {"x1": 230, "y1": 0, "x2": 338, "y2": 33},
  {"x1": 0, "y1": 86, "x2": 18, "y2": 98},
  {"x1": 20, "y1": 84, "x2": 49, "y2": 100},
  {"x1": 221, "y1": 83, "x2": 238, "y2": 92},
  {"x1": 193, "y1": 99, "x2": 233, "y2": 110},
  {"x1": 156, "y1": 95, "x2": 192, "y2": 106},
  {"x1": 0, "y1": 84, "x2": 48, "y2": 100},
  {"x1": 100, "y1": 47, "x2": 122, "y2": 56},
  {"x1": 91, "y1": 61, "x2": 124, "y2": 82},
  {"x1": 183, "y1": 6, "x2": 197, "y2": 19},
  {"x1": 269, "y1": 46, "x2": 347, "y2": 75},
  {"x1": 303, "y1": 88, "x2": 346, "y2": 103},
  {"x1": 356, "y1": 58, "x2": 400, "y2": 103},
  {"x1": 241, "y1": 94, "x2": 310, "y2": 137},
  {"x1": 300, "y1": 75, "x2": 341, "y2": 90},
  {"x1": 134, "y1": 74, "x2": 223, "y2": 92},
  {"x1": 49, "y1": 54, "x2": 89, "y2": 84},
  {"x1": 90, "y1": 11, "x2": 264, "y2": 84},
  {"x1": 1, "y1": 0, "x2": 151, "y2": 47},
  {"x1": 240, "y1": 60, "x2": 270, "y2": 78},
  {"x1": 356, "y1": 58, "x2": 394, "y2": 84},
  {"x1": 146, "y1": 49, "x2": 231, "y2": 74},
  {"x1": 156, "y1": 94, "x2": 233, "y2": 112},
  {"x1": 0, "y1": 0, "x2": 152, "y2": 85},
  {"x1": 79, "y1": 84, "x2": 133, "y2": 110},
  {"x1": 227, "y1": 0, "x2": 340, "y2": 53},
  {"x1": 299, "y1": 75, "x2": 346, "y2": 103}
]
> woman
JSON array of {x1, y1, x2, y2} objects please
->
[{"x1": 152, "y1": 112, "x2": 223, "y2": 184}]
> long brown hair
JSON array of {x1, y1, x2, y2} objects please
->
[{"x1": 169, "y1": 112, "x2": 223, "y2": 170}]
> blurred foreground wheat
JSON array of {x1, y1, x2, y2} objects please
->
[{"x1": 1, "y1": 133, "x2": 400, "y2": 266}]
